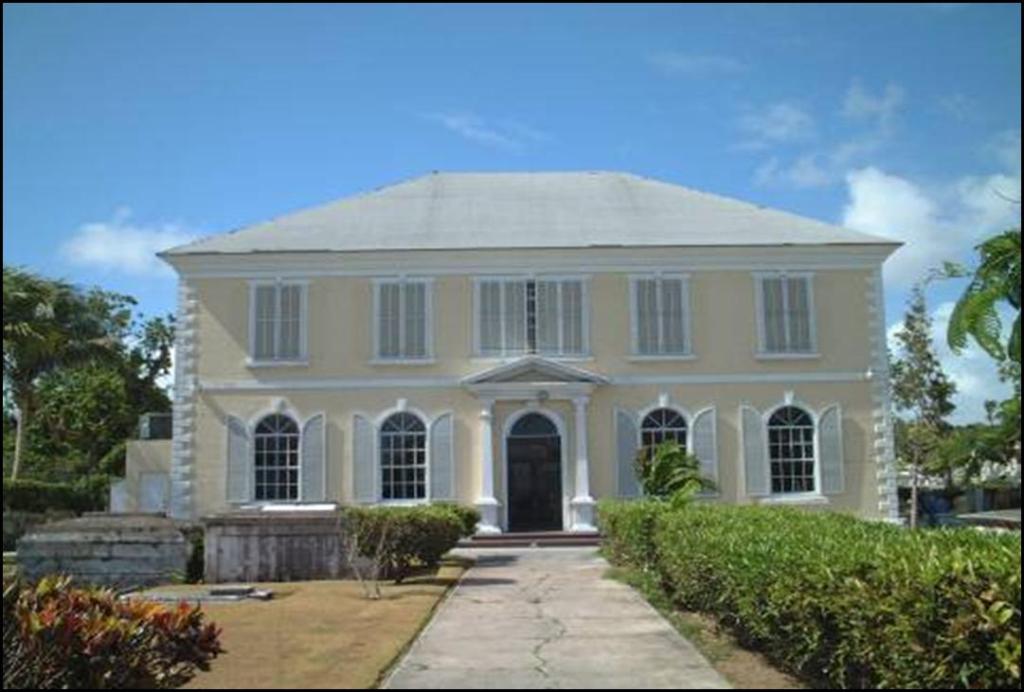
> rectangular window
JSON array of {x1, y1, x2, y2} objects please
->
[
  {"x1": 757, "y1": 274, "x2": 815, "y2": 354},
  {"x1": 250, "y1": 282, "x2": 307, "y2": 362},
  {"x1": 632, "y1": 275, "x2": 691, "y2": 356},
  {"x1": 375, "y1": 279, "x2": 432, "y2": 361},
  {"x1": 476, "y1": 278, "x2": 587, "y2": 357}
]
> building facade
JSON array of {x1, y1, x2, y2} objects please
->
[{"x1": 157, "y1": 172, "x2": 901, "y2": 532}]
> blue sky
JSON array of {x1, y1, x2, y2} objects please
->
[{"x1": 3, "y1": 3, "x2": 1020, "y2": 422}]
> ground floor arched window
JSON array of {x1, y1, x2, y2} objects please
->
[{"x1": 380, "y1": 412, "x2": 427, "y2": 500}]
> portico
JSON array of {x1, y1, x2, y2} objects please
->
[{"x1": 463, "y1": 356, "x2": 608, "y2": 534}]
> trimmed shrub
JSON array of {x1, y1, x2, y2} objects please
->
[
  {"x1": 597, "y1": 498, "x2": 662, "y2": 568},
  {"x1": 3, "y1": 575, "x2": 222, "y2": 689},
  {"x1": 600, "y1": 502, "x2": 1021, "y2": 689},
  {"x1": 342, "y1": 504, "x2": 466, "y2": 583},
  {"x1": 435, "y1": 502, "x2": 482, "y2": 538}
]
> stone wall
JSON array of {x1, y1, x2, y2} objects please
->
[
  {"x1": 203, "y1": 510, "x2": 349, "y2": 583},
  {"x1": 17, "y1": 514, "x2": 189, "y2": 588}
]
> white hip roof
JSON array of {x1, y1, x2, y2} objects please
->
[{"x1": 161, "y1": 171, "x2": 898, "y2": 256}]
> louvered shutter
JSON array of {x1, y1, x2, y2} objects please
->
[
  {"x1": 226, "y1": 416, "x2": 251, "y2": 503},
  {"x1": 691, "y1": 408, "x2": 718, "y2": 489},
  {"x1": 430, "y1": 413, "x2": 455, "y2": 500},
  {"x1": 561, "y1": 280, "x2": 584, "y2": 354},
  {"x1": 301, "y1": 414, "x2": 326, "y2": 501},
  {"x1": 661, "y1": 278, "x2": 686, "y2": 354},
  {"x1": 378, "y1": 282, "x2": 401, "y2": 358},
  {"x1": 352, "y1": 414, "x2": 376, "y2": 503},
  {"x1": 404, "y1": 282, "x2": 427, "y2": 358},
  {"x1": 253, "y1": 285, "x2": 276, "y2": 360},
  {"x1": 479, "y1": 281, "x2": 502, "y2": 355},
  {"x1": 536, "y1": 280, "x2": 560, "y2": 354},
  {"x1": 616, "y1": 408, "x2": 641, "y2": 497},
  {"x1": 505, "y1": 281, "x2": 527, "y2": 354},
  {"x1": 787, "y1": 277, "x2": 812, "y2": 352},
  {"x1": 818, "y1": 405, "x2": 844, "y2": 494},
  {"x1": 278, "y1": 284, "x2": 302, "y2": 359},
  {"x1": 761, "y1": 278, "x2": 786, "y2": 353},
  {"x1": 635, "y1": 279, "x2": 658, "y2": 355},
  {"x1": 741, "y1": 406, "x2": 770, "y2": 496}
]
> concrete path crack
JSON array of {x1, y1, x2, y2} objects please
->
[{"x1": 383, "y1": 547, "x2": 730, "y2": 689}]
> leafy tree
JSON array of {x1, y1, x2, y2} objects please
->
[
  {"x1": 890, "y1": 284, "x2": 957, "y2": 528},
  {"x1": 634, "y1": 440, "x2": 715, "y2": 505},
  {"x1": 2, "y1": 266, "x2": 174, "y2": 481},
  {"x1": 2, "y1": 268, "x2": 116, "y2": 479},
  {"x1": 946, "y1": 228, "x2": 1021, "y2": 363}
]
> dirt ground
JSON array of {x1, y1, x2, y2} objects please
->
[{"x1": 140, "y1": 560, "x2": 466, "y2": 689}]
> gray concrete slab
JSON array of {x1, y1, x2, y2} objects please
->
[{"x1": 384, "y1": 547, "x2": 730, "y2": 689}]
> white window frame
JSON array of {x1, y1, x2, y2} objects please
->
[
  {"x1": 251, "y1": 412, "x2": 301, "y2": 502},
  {"x1": 758, "y1": 402, "x2": 828, "y2": 505},
  {"x1": 472, "y1": 275, "x2": 590, "y2": 359},
  {"x1": 375, "y1": 407, "x2": 432, "y2": 505},
  {"x1": 637, "y1": 406, "x2": 691, "y2": 453},
  {"x1": 371, "y1": 277, "x2": 435, "y2": 364},
  {"x1": 629, "y1": 273, "x2": 694, "y2": 359},
  {"x1": 247, "y1": 279, "x2": 309, "y2": 367},
  {"x1": 753, "y1": 271, "x2": 818, "y2": 359}
]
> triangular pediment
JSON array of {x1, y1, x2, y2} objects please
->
[{"x1": 463, "y1": 356, "x2": 608, "y2": 386}]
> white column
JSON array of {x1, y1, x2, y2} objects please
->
[
  {"x1": 474, "y1": 399, "x2": 501, "y2": 534},
  {"x1": 570, "y1": 395, "x2": 597, "y2": 533}
]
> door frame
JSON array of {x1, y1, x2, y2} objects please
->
[{"x1": 500, "y1": 406, "x2": 569, "y2": 532}]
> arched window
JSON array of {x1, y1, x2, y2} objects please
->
[
  {"x1": 254, "y1": 414, "x2": 300, "y2": 501},
  {"x1": 640, "y1": 408, "x2": 688, "y2": 452},
  {"x1": 380, "y1": 412, "x2": 427, "y2": 500},
  {"x1": 767, "y1": 406, "x2": 816, "y2": 494}
]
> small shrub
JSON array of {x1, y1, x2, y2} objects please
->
[
  {"x1": 600, "y1": 501, "x2": 1021, "y2": 689},
  {"x1": 3, "y1": 576, "x2": 222, "y2": 689},
  {"x1": 342, "y1": 504, "x2": 466, "y2": 584},
  {"x1": 435, "y1": 502, "x2": 482, "y2": 538},
  {"x1": 634, "y1": 440, "x2": 715, "y2": 501}
]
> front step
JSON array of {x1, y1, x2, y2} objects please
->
[{"x1": 459, "y1": 531, "x2": 602, "y2": 549}]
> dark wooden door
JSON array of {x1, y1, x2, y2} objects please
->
[{"x1": 507, "y1": 434, "x2": 562, "y2": 532}]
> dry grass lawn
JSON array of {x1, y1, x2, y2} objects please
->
[{"x1": 142, "y1": 559, "x2": 467, "y2": 689}]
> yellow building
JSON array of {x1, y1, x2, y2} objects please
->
[{"x1": 154, "y1": 171, "x2": 900, "y2": 532}]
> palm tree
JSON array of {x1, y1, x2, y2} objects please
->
[
  {"x1": 3, "y1": 267, "x2": 114, "y2": 478},
  {"x1": 634, "y1": 440, "x2": 716, "y2": 501},
  {"x1": 947, "y1": 228, "x2": 1021, "y2": 364}
]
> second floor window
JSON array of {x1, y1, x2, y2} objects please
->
[
  {"x1": 477, "y1": 278, "x2": 586, "y2": 357},
  {"x1": 633, "y1": 276, "x2": 691, "y2": 356},
  {"x1": 251, "y1": 282, "x2": 306, "y2": 362},
  {"x1": 376, "y1": 279, "x2": 431, "y2": 360},
  {"x1": 756, "y1": 274, "x2": 815, "y2": 355}
]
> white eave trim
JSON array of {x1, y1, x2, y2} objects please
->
[{"x1": 162, "y1": 245, "x2": 897, "y2": 279}]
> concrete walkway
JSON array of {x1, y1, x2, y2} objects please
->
[{"x1": 384, "y1": 547, "x2": 730, "y2": 689}]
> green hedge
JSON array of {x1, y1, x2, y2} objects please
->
[
  {"x1": 598, "y1": 501, "x2": 1021, "y2": 689},
  {"x1": 3, "y1": 477, "x2": 109, "y2": 514}
]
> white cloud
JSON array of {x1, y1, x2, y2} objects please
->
[
  {"x1": 842, "y1": 158, "x2": 1021, "y2": 287},
  {"x1": 60, "y1": 208, "x2": 198, "y2": 276},
  {"x1": 423, "y1": 112, "x2": 550, "y2": 152},
  {"x1": 888, "y1": 300, "x2": 1014, "y2": 424},
  {"x1": 842, "y1": 80, "x2": 905, "y2": 129},
  {"x1": 754, "y1": 154, "x2": 831, "y2": 189},
  {"x1": 647, "y1": 51, "x2": 746, "y2": 77},
  {"x1": 736, "y1": 102, "x2": 816, "y2": 150},
  {"x1": 750, "y1": 80, "x2": 903, "y2": 189}
]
